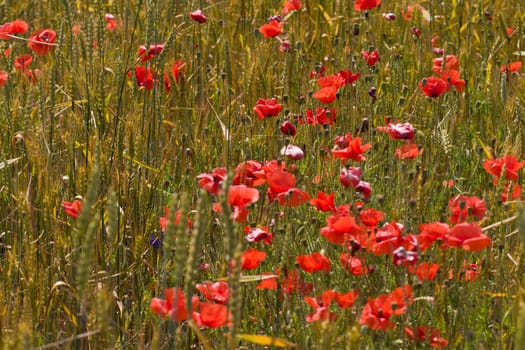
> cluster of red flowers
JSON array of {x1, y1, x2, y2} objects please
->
[
  {"x1": 419, "y1": 54, "x2": 465, "y2": 98},
  {"x1": 483, "y1": 155, "x2": 524, "y2": 202}
]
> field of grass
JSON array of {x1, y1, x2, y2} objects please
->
[{"x1": 1, "y1": 0, "x2": 525, "y2": 348}]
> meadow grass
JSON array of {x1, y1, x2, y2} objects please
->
[{"x1": 0, "y1": 0, "x2": 525, "y2": 348}]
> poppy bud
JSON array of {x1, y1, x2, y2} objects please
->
[{"x1": 280, "y1": 121, "x2": 297, "y2": 136}]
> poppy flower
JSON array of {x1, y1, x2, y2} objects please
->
[
  {"x1": 227, "y1": 185, "x2": 260, "y2": 207},
  {"x1": 500, "y1": 61, "x2": 521, "y2": 74},
  {"x1": 354, "y1": 0, "x2": 381, "y2": 11},
  {"x1": 302, "y1": 107, "x2": 336, "y2": 125},
  {"x1": 432, "y1": 55, "x2": 459, "y2": 73},
  {"x1": 193, "y1": 302, "x2": 232, "y2": 328},
  {"x1": 280, "y1": 144, "x2": 304, "y2": 160},
  {"x1": 253, "y1": 98, "x2": 282, "y2": 119},
  {"x1": 14, "y1": 54, "x2": 32, "y2": 72},
  {"x1": 417, "y1": 222, "x2": 449, "y2": 251},
  {"x1": 332, "y1": 135, "x2": 371, "y2": 161},
  {"x1": 317, "y1": 74, "x2": 345, "y2": 89},
  {"x1": 195, "y1": 281, "x2": 229, "y2": 304},
  {"x1": 502, "y1": 183, "x2": 521, "y2": 203},
  {"x1": 280, "y1": 120, "x2": 297, "y2": 136},
  {"x1": 244, "y1": 226, "x2": 273, "y2": 244},
  {"x1": 190, "y1": 9, "x2": 207, "y2": 23},
  {"x1": 241, "y1": 248, "x2": 267, "y2": 270},
  {"x1": 105, "y1": 13, "x2": 117, "y2": 31},
  {"x1": 361, "y1": 50, "x2": 379, "y2": 66},
  {"x1": 62, "y1": 199, "x2": 83, "y2": 218},
  {"x1": 359, "y1": 208, "x2": 384, "y2": 228},
  {"x1": 321, "y1": 215, "x2": 364, "y2": 245},
  {"x1": 296, "y1": 252, "x2": 331, "y2": 273},
  {"x1": 258, "y1": 20, "x2": 282, "y2": 38},
  {"x1": 440, "y1": 69, "x2": 465, "y2": 92},
  {"x1": 382, "y1": 13, "x2": 396, "y2": 20},
  {"x1": 0, "y1": 71, "x2": 8, "y2": 88},
  {"x1": 483, "y1": 155, "x2": 524, "y2": 182},
  {"x1": 133, "y1": 66, "x2": 156, "y2": 90},
  {"x1": 359, "y1": 285, "x2": 412, "y2": 330},
  {"x1": 0, "y1": 19, "x2": 28, "y2": 39},
  {"x1": 407, "y1": 262, "x2": 440, "y2": 281},
  {"x1": 377, "y1": 121, "x2": 415, "y2": 140},
  {"x1": 448, "y1": 195, "x2": 486, "y2": 224},
  {"x1": 392, "y1": 246, "x2": 418, "y2": 267},
  {"x1": 266, "y1": 170, "x2": 295, "y2": 195},
  {"x1": 304, "y1": 290, "x2": 338, "y2": 323},
  {"x1": 340, "y1": 253, "x2": 367, "y2": 275},
  {"x1": 356, "y1": 181, "x2": 372, "y2": 199},
  {"x1": 28, "y1": 29, "x2": 57, "y2": 56},
  {"x1": 339, "y1": 166, "x2": 362, "y2": 188},
  {"x1": 312, "y1": 86, "x2": 338, "y2": 104},
  {"x1": 275, "y1": 188, "x2": 310, "y2": 207},
  {"x1": 172, "y1": 59, "x2": 185, "y2": 83},
  {"x1": 283, "y1": 0, "x2": 302, "y2": 14},
  {"x1": 444, "y1": 222, "x2": 491, "y2": 251},
  {"x1": 310, "y1": 191, "x2": 336, "y2": 212},
  {"x1": 138, "y1": 44, "x2": 164, "y2": 62},
  {"x1": 418, "y1": 76, "x2": 448, "y2": 98},
  {"x1": 159, "y1": 208, "x2": 191, "y2": 232},
  {"x1": 336, "y1": 69, "x2": 360, "y2": 85},
  {"x1": 395, "y1": 144, "x2": 422, "y2": 160},
  {"x1": 150, "y1": 288, "x2": 198, "y2": 322},
  {"x1": 334, "y1": 289, "x2": 360, "y2": 308},
  {"x1": 256, "y1": 269, "x2": 313, "y2": 295},
  {"x1": 233, "y1": 160, "x2": 266, "y2": 187},
  {"x1": 197, "y1": 167, "x2": 227, "y2": 196},
  {"x1": 405, "y1": 326, "x2": 448, "y2": 348}
]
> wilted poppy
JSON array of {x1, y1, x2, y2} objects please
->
[
  {"x1": 280, "y1": 144, "x2": 304, "y2": 160},
  {"x1": 244, "y1": 226, "x2": 273, "y2": 244},
  {"x1": 377, "y1": 121, "x2": 415, "y2": 140},
  {"x1": 28, "y1": 29, "x2": 57, "y2": 56}
]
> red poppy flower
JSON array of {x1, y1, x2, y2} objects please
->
[
  {"x1": 339, "y1": 166, "x2": 362, "y2": 188},
  {"x1": 502, "y1": 183, "x2": 521, "y2": 203},
  {"x1": 197, "y1": 167, "x2": 227, "y2": 196},
  {"x1": 407, "y1": 262, "x2": 440, "y2": 281},
  {"x1": 150, "y1": 288, "x2": 198, "y2": 322},
  {"x1": 14, "y1": 54, "x2": 32, "y2": 72},
  {"x1": 332, "y1": 135, "x2": 371, "y2": 161},
  {"x1": 359, "y1": 208, "x2": 384, "y2": 228},
  {"x1": 354, "y1": 0, "x2": 381, "y2": 11},
  {"x1": 227, "y1": 185, "x2": 260, "y2": 207},
  {"x1": 195, "y1": 281, "x2": 229, "y2": 304},
  {"x1": 304, "y1": 290, "x2": 338, "y2": 323},
  {"x1": 340, "y1": 253, "x2": 367, "y2": 275},
  {"x1": 336, "y1": 69, "x2": 360, "y2": 85},
  {"x1": 138, "y1": 44, "x2": 164, "y2": 62},
  {"x1": 105, "y1": 13, "x2": 117, "y2": 31},
  {"x1": 301, "y1": 107, "x2": 337, "y2": 125},
  {"x1": 418, "y1": 76, "x2": 448, "y2": 98},
  {"x1": 159, "y1": 208, "x2": 192, "y2": 232},
  {"x1": 448, "y1": 195, "x2": 486, "y2": 224},
  {"x1": 256, "y1": 269, "x2": 313, "y2": 295},
  {"x1": 190, "y1": 9, "x2": 207, "y2": 23},
  {"x1": 296, "y1": 252, "x2": 331, "y2": 273},
  {"x1": 440, "y1": 69, "x2": 465, "y2": 92},
  {"x1": 280, "y1": 120, "x2": 297, "y2": 136},
  {"x1": 0, "y1": 71, "x2": 8, "y2": 88},
  {"x1": 395, "y1": 144, "x2": 422, "y2": 160},
  {"x1": 253, "y1": 98, "x2": 282, "y2": 119},
  {"x1": 359, "y1": 285, "x2": 412, "y2": 330},
  {"x1": 62, "y1": 199, "x2": 83, "y2": 218},
  {"x1": 310, "y1": 191, "x2": 336, "y2": 212},
  {"x1": 312, "y1": 86, "x2": 338, "y2": 104},
  {"x1": 28, "y1": 29, "x2": 57, "y2": 56},
  {"x1": 377, "y1": 121, "x2": 415, "y2": 140},
  {"x1": 241, "y1": 248, "x2": 267, "y2": 270},
  {"x1": 361, "y1": 50, "x2": 379, "y2": 66},
  {"x1": 392, "y1": 246, "x2": 418, "y2": 267},
  {"x1": 432, "y1": 55, "x2": 459, "y2": 73},
  {"x1": 334, "y1": 289, "x2": 360, "y2": 308},
  {"x1": 233, "y1": 160, "x2": 266, "y2": 187},
  {"x1": 321, "y1": 215, "x2": 364, "y2": 245},
  {"x1": 483, "y1": 155, "x2": 524, "y2": 182},
  {"x1": 244, "y1": 226, "x2": 273, "y2": 244},
  {"x1": 259, "y1": 20, "x2": 282, "y2": 38},
  {"x1": 444, "y1": 222, "x2": 491, "y2": 251},
  {"x1": 283, "y1": 0, "x2": 302, "y2": 14},
  {"x1": 172, "y1": 59, "x2": 185, "y2": 83},
  {"x1": 356, "y1": 181, "x2": 372, "y2": 199},
  {"x1": 133, "y1": 66, "x2": 156, "y2": 90},
  {"x1": 193, "y1": 302, "x2": 232, "y2": 328},
  {"x1": 500, "y1": 61, "x2": 521, "y2": 73},
  {"x1": 0, "y1": 19, "x2": 28, "y2": 39},
  {"x1": 405, "y1": 326, "x2": 448, "y2": 348},
  {"x1": 417, "y1": 222, "x2": 449, "y2": 251},
  {"x1": 266, "y1": 170, "x2": 295, "y2": 195},
  {"x1": 274, "y1": 188, "x2": 310, "y2": 207}
]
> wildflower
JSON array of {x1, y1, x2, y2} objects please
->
[
  {"x1": 193, "y1": 302, "x2": 232, "y2": 328},
  {"x1": 354, "y1": 0, "x2": 381, "y2": 11},
  {"x1": 310, "y1": 191, "x2": 336, "y2": 212},
  {"x1": 405, "y1": 326, "x2": 448, "y2": 348},
  {"x1": 502, "y1": 183, "x2": 521, "y2": 203},
  {"x1": 280, "y1": 120, "x2": 297, "y2": 136},
  {"x1": 483, "y1": 155, "x2": 524, "y2": 182},
  {"x1": 444, "y1": 222, "x2": 491, "y2": 251},
  {"x1": 280, "y1": 144, "x2": 304, "y2": 160},
  {"x1": 259, "y1": 20, "x2": 282, "y2": 38},
  {"x1": 28, "y1": 29, "x2": 56, "y2": 56},
  {"x1": 312, "y1": 86, "x2": 338, "y2": 104},
  {"x1": 133, "y1": 66, "x2": 156, "y2": 90},
  {"x1": 296, "y1": 252, "x2": 331, "y2": 273},
  {"x1": 340, "y1": 253, "x2": 367, "y2": 275},
  {"x1": 321, "y1": 215, "x2": 364, "y2": 245},
  {"x1": 197, "y1": 167, "x2": 227, "y2": 196},
  {"x1": 382, "y1": 13, "x2": 396, "y2": 21},
  {"x1": 500, "y1": 61, "x2": 521, "y2": 74},
  {"x1": 392, "y1": 246, "x2": 418, "y2": 267},
  {"x1": 244, "y1": 226, "x2": 273, "y2": 244},
  {"x1": 253, "y1": 98, "x2": 282, "y2": 119},
  {"x1": 356, "y1": 181, "x2": 372, "y2": 199},
  {"x1": 377, "y1": 121, "x2": 415, "y2": 140},
  {"x1": 283, "y1": 0, "x2": 302, "y2": 14},
  {"x1": 302, "y1": 107, "x2": 337, "y2": 125},
  {"x1": 332, "y1": 134, "x2": 371, "y2": 161},
  {"x1": 407, "y1": 262, "x2": 440, "y2": 281},
  {"x1": 189, "y1": 9, "x2": 207, "y2": 23},
  {"x1": 432, "y1": 55, "x2": 459, "y2": 73},
  {"x1": 361, "y1": 49, "x2": 379, "y2": 66},
  {"x1": 0, "y1": 19, "x2": 28, "y2": 39},
  {"x1": 241, "y1": 248, "x2": 267, "y2": 270},
  {"x1": 195, "y1": 281, "x2": 229, "y2": 304},
  {"x1": 171, "y1": 59, "x2": 185, "y2": 83},
  {"x1": 227, "y1": 185, "x2": 260, "y2": 207},
  {"x1": 150, "y1": 288, "x2": 198, "y2": 322},
  {"x1": 359, "y1": 285, "x2": 412, "y2": 330},
  {"x1": 339, "y1": 166, "x2": 362, "y2": 188},
  {"x1": 105, "y1": 14, "x2": 117, "y2": 31},
  {"x1": 418, "y1": 76, "x2": 448, "y2": 98},
  {"x1": 304, "y1": 290, "x2": 338, "y2": 323},
  {"x1": 14, "y1": 54, "x2": 32, "y2": 72},
  {"x1": 233, "y1": 160, "x2": 265, "y2": 187},
  {"x1": 440, "y1": 69, "x2": 465, "y2": 92},
  {"x1": 138, "y1": 44, "x2": 164, "y2": 62},
  {"x1": 395, "y1": 144, "x2": 422, "y2": 160},
  {"x1": 359, "y1": 208, "x2": 384, "y2": 228},
  {"x1": 448, "y1": 195, "x2": 486, "y2": 224},
  {"x1": 0, "y1": 71, "x2": 8, "y2": 88},
  {"x1": 62, "y1": 199, "x2": 83, "y2": 218},
  {"x1": 417, "y1": 222, "x2": 449, "y2": 251}
]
